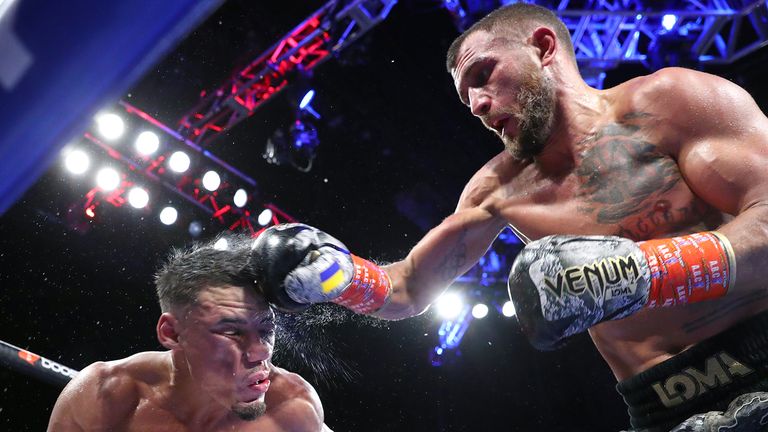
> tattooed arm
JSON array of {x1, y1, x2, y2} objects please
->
[
  {"x1": 663, "y1": 68, "x2": 768, "y2": 299},
  {"x1": 373, "y1": 153, "x2": 511, "y2": 320}
]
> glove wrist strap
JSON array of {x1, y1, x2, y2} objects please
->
[
  {"x1": 331, "y1": 255, "x2": 392, "y2": 314},
  {"x1": 638, "y1": 231, "x2": 736, "y2": 307}
]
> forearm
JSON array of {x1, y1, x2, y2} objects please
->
[
  {"x1": 715, "y1": 203, "x2": 768, "y2": 296},
  {"x1": 373, "y1": 208, "x2": 506, "y2": 320}
]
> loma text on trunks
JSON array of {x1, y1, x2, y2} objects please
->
[{"x1": 651, "y1": 352, "x2": 754, "y2": 407}]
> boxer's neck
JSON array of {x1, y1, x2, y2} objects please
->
[{"x1": 534, "y1": 69, "x2": 607, "y2": 176}]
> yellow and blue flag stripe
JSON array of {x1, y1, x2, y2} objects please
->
[{"x1": 320, "y1": 260, "x2": 346, "y2": 293}]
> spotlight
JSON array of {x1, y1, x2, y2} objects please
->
[
  {"x1": 257, "y1": 208, "x2": 273, "y2": 226},
  {"x1": 188, "y1": 221, "x2": 203, "y2": 237},
  {"x1": 472, "y1": 303, "x2": 489, "y2": 319},
  {"x1": 127, "y1": 187, "x2": 149, "y2": 209},
  {"x1": 299, "y1": 89, "x2": 320, "y2": 119},
  {"x1": 661, "y1": 14, "x2": 677, "y2": 31},
  {"x1": 502, "y1": 301, "x2": 516, "y2": 317},
  {"x1": 213, "y1": 238, "x2": 228, "y2": 250},
  {"x1": 168, "y1": 151, "x2": 190, "y2": 173},
  {"x1": 96, "y1": 168, "x2": 120, "y2": 191},
  {"x1": 95, "y1": 112, "x2": 125, "y2": 141},
  {"x1": 135, "y1": 131, "x2": 160, "y2": 155},
  {"x1": 64, "y1": 149, "x2": 90, "y2": 174},
  {"x1": 202, "y1": 170, "x2": 221, "y2": 191},
  {"x1": 159, "y1": 206, "x2": 178, "y2": 225},
  {"x1": 233, "y1": 188, "x2": 248, "y2": 208},
  {"x1": 436, "y1": 292, "x2": 463, "y2": 319},
  {"x1": 299, "y1": 89, "x2": 315, "y2": 109}
]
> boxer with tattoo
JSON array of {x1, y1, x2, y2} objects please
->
[{"x1": 252, "y1": 4, "x2": 768, "y2": 431}]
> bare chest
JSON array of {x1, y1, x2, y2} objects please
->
[{"x1": 498, "y1": 133, "x2": 721, "y2": 242}]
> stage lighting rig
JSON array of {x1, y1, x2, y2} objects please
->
[
  {"x1": 264, "y1": 115, "x2": 320, "y2": 172},
  {"x1": 63, "y1": 102, "x2": 297, "y2": 236},
  {"x1": 441, "y1": 1, "x2": 768, "y2": 88},
  {"x1": 177, "y1": 0, "x2": 397, "y2": 146}
]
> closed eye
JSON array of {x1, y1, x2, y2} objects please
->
[
  {"x1": 459, "y1": 59, "x2": 496, "y2": 105},
  {"x1": 473, "y1": 63, "x2": 493, "y2": 87}
]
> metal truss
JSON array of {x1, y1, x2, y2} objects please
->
[
  {"x1": 558, "y1": 0, "x2": 768, "y2": 66},
  {"x1": 178, "y1": 0, "x2": 398, "y2": 146},
  {"x1": 75, "y1": 102, "x2": 296, "y2": 236},
  {"x1": 553, "y1": 0, "x2": 768, "y2": 86},
  {"x1": 445, "y1": 1, "x2": 768, "y2": 86}
]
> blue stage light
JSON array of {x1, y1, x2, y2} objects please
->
[
  {"x1": 662, "y1": 14, "x2": 678, "y2": 31},
  {"x1": 299, "y1": 89, "x2": 315, "y2": 109}
]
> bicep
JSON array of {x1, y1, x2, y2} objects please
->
[{"x1": 676, "y1": 83, "x2": 768, "y2": 214}]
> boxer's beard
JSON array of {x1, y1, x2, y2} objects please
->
[
  {"x1": 231, "y1": 400, "x2": 267, "y2": 421},
  {"x1": 503, "y1": 71, "x2": 556, "y2": 160}
]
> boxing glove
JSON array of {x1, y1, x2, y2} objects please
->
[
  {"x1": 508, "y1": 232, "x2": 734, "y2": 350},
  {"x1": 249, "y1": 223, "x2": 391, "y2": 314}
]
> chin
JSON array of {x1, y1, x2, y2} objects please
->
[
  {"x1": 231, "y1": 400, "x2": 267, "y2": 421},
  {"x1": 502, "y1": 123, "x2": 552, "y2": 160}
]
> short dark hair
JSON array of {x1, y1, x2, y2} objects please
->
[
  {"x1": 446, "y1": 3, "x2": 575, "y2": 73},
  {"x1": 154, "y1": 232, "x2": 258, "y2": 312}
]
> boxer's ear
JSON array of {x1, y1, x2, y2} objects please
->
[
  {"x1": 530, "y1": 26, "x2": 557, "y2": 67},
  {"x1": 157, "y1": 312, "x2": 181, "y2": 350}
]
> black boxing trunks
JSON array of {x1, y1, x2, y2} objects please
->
[{"x1": 617, "y1": 310, "x2": 768, "y2": 431}]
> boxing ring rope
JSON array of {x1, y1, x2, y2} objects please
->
[{"x1": 0, "y1": 339, "x2": 77, "y2": 388}]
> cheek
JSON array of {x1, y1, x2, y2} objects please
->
[{"x1": 185, "y1": 337, "x2": 243, "y2": 380}]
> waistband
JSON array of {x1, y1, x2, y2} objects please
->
[{"x1": 616, "y1": 310, "x2": 768, "y2": 431}]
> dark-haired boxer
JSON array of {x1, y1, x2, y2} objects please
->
[
  {"x1": 48, "y1": 233, "x2": 332, "y2": 432},
  {"x1": 250, "y1": 4, "x2": 768, "y2": 431}
]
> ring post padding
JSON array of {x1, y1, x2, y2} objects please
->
[{"x1": 0, "y1": 339, "x2": 78, "y2": 388}]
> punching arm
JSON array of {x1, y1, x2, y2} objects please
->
[
  {"x1": 250, "y1": 205, "x2": 506, "y2": 319},
  {"x1": 375, "y1": 206, "x2": 508, "y2": 319}
]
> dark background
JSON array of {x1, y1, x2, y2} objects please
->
[{"x1": 2, "y1": 1, "x2": 768, "y2": 431}]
